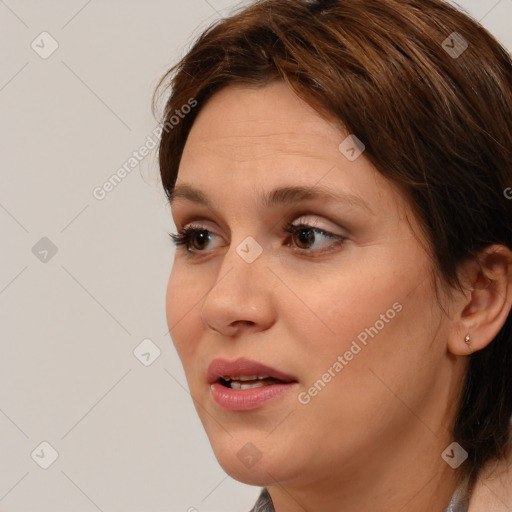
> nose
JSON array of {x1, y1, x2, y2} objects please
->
[{"x1": 200, "y1": 240, "x2": 275, "y2": 337}]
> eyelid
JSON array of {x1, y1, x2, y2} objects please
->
[
  {"x1": 283, "y1": 221, "x2": 346, "y2": 255},
  {"x1": 288, "y1": 215, "x2": 344, "y2": 234},
  {"x1": 170, "y1": 215, "x2": 347, "y2": 257},
  {"x1": 176, "y1": 215, "x2": 344, "y2": 237}
]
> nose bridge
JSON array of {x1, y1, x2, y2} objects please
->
[
  {"x1": 210, "y1": 232, "x2": 266, "y2": 300},
  {"x1": 200, "y1": 232, "x2": 272, "y2": 334}
]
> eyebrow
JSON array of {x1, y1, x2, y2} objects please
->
[{"x1": 169, "y1": 183, "x2": 373, "y2": 214}]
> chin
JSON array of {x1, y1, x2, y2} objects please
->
[{"x1": 207, "y1": 431, "x2": 300, "y2": 486}]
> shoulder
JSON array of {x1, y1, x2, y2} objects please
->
[{"x1": 469, "y1": 441, "x2": 512, "y2": 511}]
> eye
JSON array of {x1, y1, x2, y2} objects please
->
[
  {"x1": 168, "y1": 219, "x2": 346, "y2": 257},
  {"x1": 168, "y1": 223, "x2": 220, "y2": 253},
  {"x1": 283, "y1": 221, "x2": 346, "y2": 255}
]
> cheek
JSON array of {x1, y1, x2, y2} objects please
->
[
  {"x1": 280, "y1": 254, "x2": 409, "y2": 357},
  {"x1": 165, "y1": 265, "x2": 203, "y2": 366},
  {"x1": 287, "y1": 246, "x2": 438, "y2": 399}
]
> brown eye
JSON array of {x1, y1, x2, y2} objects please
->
[
  {"x1": 292, "y1": 227, "x2": 316, "y2": 249},
  {"x1": 191, "y1": 230, "x2": 210, "y2": 251},
  {"x1": 284, "y1": 222, "x2": 346, "y2": 256},
  {"x1": 169, "y1": 226, "x2": 216, "y2": 253}
]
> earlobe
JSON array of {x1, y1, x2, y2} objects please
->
[
  {"x1": 464, "y1": 334, "x2": 473, "y2": 354},
  {"x1": 447, "y1": 244, "x2": 512, "y2": 357}
]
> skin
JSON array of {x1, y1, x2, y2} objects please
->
[{"x1": 166, "y1": 81, "x2": 512, "y2": 512}]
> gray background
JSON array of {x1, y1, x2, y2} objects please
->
[{"x1": 1, "y1": 1, "x2": 511, "y2": 511}]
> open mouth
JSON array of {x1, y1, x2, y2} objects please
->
[
  {"x1": 218, "y1": 375, "x2": 291, "y2": 390},
  {"x1": 208, "y1": 358, "x2": 299, "y2": 411}
]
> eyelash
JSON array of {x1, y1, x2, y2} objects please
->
[{"x1": 168, "y1": 221, "x2": 346, "y2": 257}]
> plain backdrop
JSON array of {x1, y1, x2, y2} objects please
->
[{"x1": 1, "y1": 1, "x2": 511, "y2": 511}]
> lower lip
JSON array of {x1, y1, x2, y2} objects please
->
[{"x1": 210, "y1": 381, "x2": 299, "y2": 411}]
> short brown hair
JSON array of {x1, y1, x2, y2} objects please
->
[{"x1": 154, "y1": 0, "x2": 512, "y2": 489}]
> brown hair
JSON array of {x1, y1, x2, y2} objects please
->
[{"x1": 154, "y1": 0, "x2": 512, "y2": 490}]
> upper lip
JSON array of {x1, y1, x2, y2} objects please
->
[{"x1": 207, "y1": 357, "x2": 298, "y2": 384}]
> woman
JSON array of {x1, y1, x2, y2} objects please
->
[{"x1": 154, "y1": 0, "x2": 512, "y2": 510}]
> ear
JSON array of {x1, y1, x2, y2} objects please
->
[{"x1": 447, "y1": 244, "x2": 512, "y2": 356}]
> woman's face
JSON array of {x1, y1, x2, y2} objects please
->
[{"x1": 166, "y1": 81, "x2": 461, "y2": 490}]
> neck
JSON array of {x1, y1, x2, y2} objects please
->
[{"x1": 267, "y1": 426, "x2": 462, "y2": 512}]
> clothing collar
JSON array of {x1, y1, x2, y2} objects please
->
[{"x1": 249, "y1": 477, "x2": 472, "y2": 512}]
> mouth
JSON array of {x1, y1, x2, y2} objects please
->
[
  {"x1": 207, "y1": 357, "x2": 298, "y2": 386},
  {"x1": 207, "y1": 357, "x2": 299, "y2": 411},
  {"x1": 218, "y1": 375, "x2": 291, "y2": 390}
]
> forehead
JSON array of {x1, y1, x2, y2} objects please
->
[
  {"x1": 183, "y1": 81, "x2": 343, "y2": 162},
  {"x1": 179, "y1": 82, "x2": 364, "y2": 194},
  {"x1": 175, "y1": 81, "x2": 414, "y2": 229}
]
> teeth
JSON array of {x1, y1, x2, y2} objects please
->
[
  {"x1": 221, "y1": 375, "x2": 270, "y2": 382},
  {"x1": 230, "y1": 381, "x2": 268, "y2": 390}
]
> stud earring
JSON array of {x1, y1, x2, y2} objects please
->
[{"x1": 465, "y1": 334, "x2": 473, "y2": 353}]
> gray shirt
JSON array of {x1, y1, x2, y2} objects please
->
[{"x1": 249, "y1": 477, "x2": 471, "y2": 512}]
